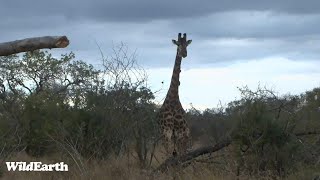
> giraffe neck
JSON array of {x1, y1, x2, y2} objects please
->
[{"x1": 166, "y1": 51, "x2": 182, "y2": 100}]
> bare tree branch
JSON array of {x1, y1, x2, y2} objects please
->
[
  {"x1": 295, "y1": 131, "x2": 320, "y2": 136},
  {"x1": 0, "y1": 36, "x2": 69, "y2": 56}
]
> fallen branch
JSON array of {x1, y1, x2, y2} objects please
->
[
  {"x1": 155, "y1": 130, "x2": 320, "y2": 173},
  {"x1": 294, "y1": 131, "x2": 320, "y2": 136},
  {"x1": 0, "y1": 36, "x2": 69, "y2": 56},
  {"x1": 155, "y1": 139, "x2": 232, "y2": 173}
]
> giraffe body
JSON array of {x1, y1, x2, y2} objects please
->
[{"x1": 158, "y1": 33, "x2": 192, "y2": 156}]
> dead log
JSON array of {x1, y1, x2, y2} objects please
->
[
  {"x1": 155, "y1": 131, "x2": 320, "y2": 173},
  {"x1": 294, "y1": 131, "x2": 320, "y2": 136},
  {"x1": 0, "y1": 36, "x2": 69, "y2": 56},
  {"x1": 155, "y1": 139, "x2": 232, "y2": 172}
]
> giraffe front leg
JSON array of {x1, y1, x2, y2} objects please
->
[
  {"x1": 176, "y1": 128, "x2": 192, "y2": 155},
  {"x1": 162, "y1": 128, "x2": 174, "y2": 156},
  {"x1": 177, "y1": 135, "x2": 192, "y2": 155}
]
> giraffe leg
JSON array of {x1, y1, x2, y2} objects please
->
[
  {"x1": 162, "y1": 128, "x2": 174, "y2": 156},
  {"x1": 175, "y1": 127, "x2": 192, "y2": 155},
  {"x1": 185, "y1": 127, "x2": 193, "y2": 152}
]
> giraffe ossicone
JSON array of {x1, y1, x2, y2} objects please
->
[{"x1": 158, "y1": 33, "x2": 192, "y2": 157}]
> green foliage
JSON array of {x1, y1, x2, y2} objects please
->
[
  {"x1": 22, "y1": 90, "x2": 67, "y2": 156},
  {"x1": 188, "y1": 85, "x2": 319, "y2": 178},
  {"x1": 0, "y1": 49, "x2": 162, "y2": 173},
  {"x1": 0, "y1": 50, "x2": 157, "y2": 160},
  {"x1": 228, "y1": 86, "x2": 315, "y2": 176},
  {"x1": 78, "y1": 84, "x2": 157, "y2": 164}
]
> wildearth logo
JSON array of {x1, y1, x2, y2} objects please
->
[{"x1": 6, "y1": 162, "x2": 68, "y2": 171}]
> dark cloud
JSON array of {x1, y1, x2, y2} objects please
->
[
  {"x1": 173, "y1": 12, "x2": 320, "y2": 39},
  {"x1": 1, "y1": 1, "x2": 320, "y2": 68},
  {"x1": 1, "y1": 0, "x2": 320, "y2": 22}
]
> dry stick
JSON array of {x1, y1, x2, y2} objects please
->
[
  {"x1": 294, "y1": 131, "x2": 320, "y2": 136},
  {"x1": 0, "y1": 36, "x2": 69, "y2": 56},
  {"x1": 149, "y1": 135, "x2": 163, "y2": 166}
]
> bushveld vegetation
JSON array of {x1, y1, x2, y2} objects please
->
[{"x1": 0, "y1": 45, "x2": 319, "y2": 179}]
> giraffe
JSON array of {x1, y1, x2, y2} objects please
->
[{"x1": 158, "y1": 33, "x2": 192, "y2": 156}]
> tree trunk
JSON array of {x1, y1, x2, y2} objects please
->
[{"x1": 0, "y1": 36, "x2": 69, "y2": 56}]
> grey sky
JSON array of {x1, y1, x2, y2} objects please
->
[
  {"x1": 1, "y1": 1, "x2": 320, "y2": 108},
  {"x1": 1, "y1": 1, "x2": 320, "y2": 66},
  {"x1": 2, "y1": 0, "x2": 320, "y2": 21}
]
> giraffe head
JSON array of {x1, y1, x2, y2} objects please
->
[{"x1": 172, "y1": 33, "x2": 192, "y2": 58}]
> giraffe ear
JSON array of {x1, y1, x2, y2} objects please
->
[
  {"x1": 172, "y1": 39, "x2": 179, "y2": 45},
  {"x1": 187, "y1": 40, "x2": 192, "y2": 45}
]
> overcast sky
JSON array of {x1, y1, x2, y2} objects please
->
[{"x1": 1, "y1": 0, "x2": 320, "y2": 109}]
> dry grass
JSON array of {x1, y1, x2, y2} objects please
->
[
  {"x1": 0, "y1": 150, "x2": 233, "y2": 180},
  {"x1": 1, "y1": 149, "x2": 319, "y2": 180}
]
